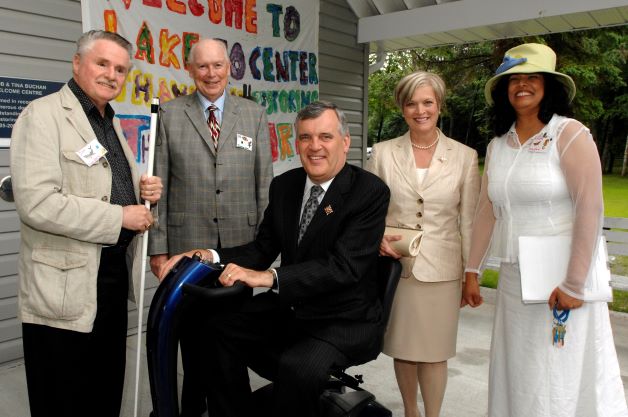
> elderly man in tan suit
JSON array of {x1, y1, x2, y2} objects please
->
[
  {"x1": 148, "y1": 38, "x2": 273, "y2": 416},
  {"x1": 10, "y1": 30, "x2": 162, "y2": 417}
]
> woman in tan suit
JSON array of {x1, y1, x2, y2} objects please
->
[{"x1": 367, "y1": 71, "x2": 480, "y2": 417}]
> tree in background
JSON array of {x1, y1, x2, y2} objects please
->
[{"x1": 368, "y1": 27, "x2": 628, "y2": 174}]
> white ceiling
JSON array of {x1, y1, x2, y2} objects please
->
[{"x1": 345, "y1": 0, "x2": 628, "y2": 53}]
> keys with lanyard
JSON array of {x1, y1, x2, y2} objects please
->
[{"x1": 552, "y1": 306, "x2": 570, "y2": 348}]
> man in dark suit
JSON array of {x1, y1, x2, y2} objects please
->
[
  {"x1": 159, "y1": 101, "x2": 390, "y2": 417},
  {"x1": 149, "y1": 38, "x2": 272, "y2": 415}
]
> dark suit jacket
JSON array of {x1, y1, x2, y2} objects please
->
[
  {"x1": 218, "y1": 163, "x2": 390, "y2": 362},
  {"x1": 149, "y1": 93, "x2": 273, "y2": 256}
]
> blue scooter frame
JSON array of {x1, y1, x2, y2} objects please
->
[{"x1": 146, "y1": 255, "x2": 226, "y2": 417}]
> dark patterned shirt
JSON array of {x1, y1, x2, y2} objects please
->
[{"x1": 68, "y1": 78, "x2": 137, "y2": 245}]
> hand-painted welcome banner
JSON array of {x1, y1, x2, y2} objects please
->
[{"x1": 82, "y1": 0, "x2": 319, "y2": 175}]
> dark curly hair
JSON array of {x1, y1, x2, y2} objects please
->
[{"x1": 488, "y1": 73, "x2": 573, "y2": 137}]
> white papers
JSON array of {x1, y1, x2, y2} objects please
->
[{"x1": 519, "y1": 236, "x2": 612, "y2": 303}]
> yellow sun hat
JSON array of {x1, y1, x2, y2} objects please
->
[{"x1": 484, "y1": 43, "x2": 576, "y2": 105}]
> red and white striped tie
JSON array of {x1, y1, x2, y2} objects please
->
[{"x1": 207, "y1": 104, "x2": 220, "y2": 149}]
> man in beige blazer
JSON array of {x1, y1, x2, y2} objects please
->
[
  {"x1": 10, "y1": 30, "x2": 162, "y2": 417},
  {"x1": 148, "y1": 38, "x2": 273, "y2": 416}
]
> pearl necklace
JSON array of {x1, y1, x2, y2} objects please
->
[{"x1": 411, "y1": 136, "x2": 439, "y2": 150}]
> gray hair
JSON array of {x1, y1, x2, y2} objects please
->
[
  {"x1": 187, "y1": 38, "x2": 230, "y2": 65},
  {"x1": 76, "y1": 30, "x2": 133, "y2": 58},
  {"x1": 295, "y1": 101, "x2": 349, "y2": 137},
  {"x1": 394, "y1": 71, "x2": 446, "y2": 110}
]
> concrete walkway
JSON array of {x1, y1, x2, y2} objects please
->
[{"x1": 2, "y1": 288, "x2": 628, "y2": 417}]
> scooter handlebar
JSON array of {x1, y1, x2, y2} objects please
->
[{"x1": 182, "y1": 280, "x2": 247, "y2": 299}]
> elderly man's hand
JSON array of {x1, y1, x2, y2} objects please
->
[
  {"x1": 140, "y1": 174, "x2": 163, "y2": 204},
  {"x1": 157, "y1": 249, "x2": 212, "y2": 281},
  {"x1": 122, "y1": 205, "x2": 153, "y2": 232}
]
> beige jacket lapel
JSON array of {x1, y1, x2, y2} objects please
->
[
  {"x1": 60, "y1": 86, "x2": 95, "y2": 145},
  {"x1": 421, "y1": 129, "x2": 450, "y2": 190},
  {"x1": 391, "y1": 132, "x2": 422, "y2": 197}
]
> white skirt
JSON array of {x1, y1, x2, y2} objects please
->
[{"x1": 489, "y1": 263, "x2": 628, "y2": 417}]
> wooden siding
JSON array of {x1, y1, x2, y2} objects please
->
[
  {"x1": 319, "y1": 0, "x2": 368, "y2": 167},
  {"x1": 0, "y1": 0, "x2": 160, "y2": 365}
]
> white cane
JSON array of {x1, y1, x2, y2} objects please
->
[{"x1": 133, "y1": 97, "x2": 160, "y2": 417}]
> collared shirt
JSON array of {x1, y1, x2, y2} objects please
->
[
  {"x1": 210, "y1": 176, "x2": 335, "y2": 274},
  {"x1": 68, "y1": 78, "x2": 136, "y2": 246},
  {"x1": 299, "y1": 177, "x2": 333, "y2": 218},
  {"x1": 197, "y1": 90, "x2": 226, "y2": 125}
]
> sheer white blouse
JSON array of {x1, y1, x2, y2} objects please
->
[{"x1": 466, "y1": 115, "x2": 604, "y2": 299}]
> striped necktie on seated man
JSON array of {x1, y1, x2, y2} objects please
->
[{"x1": 298, "y1": 185, "x2": 324, "y2": 244}]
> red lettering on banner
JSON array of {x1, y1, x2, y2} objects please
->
[
  {"x1": 208, "y1": 0, "x2": 222, "y2": 24},
  {"x1": 277, "y1": 123, "x2": 294, "y2": 160},
  {"x1": 188, "y1": 0, "x2": 204, "y2": 16},
  {"x1": 245, "y1": 0, "x2": 257, "y2": 33},
  {"x1": 122, "y1": 0, "x2": 257, "y2": 34},
  {"x1": 143, "y1": 0, "x2": 162, "y2": 7},
  {"x1": 159, "y1": 29, "x2": 182, "y2": 69},
  {"x1": 225, "y1": 0, "x2": 243, "y2": 30},
  {"x1": 268, "y1": 122, "x2": 279, "y2": 162},
  {"x1": 135, "y1": 22, "x2": 155, "y2": 64},
  {"x1": 182, "y1": 32, "x2": 200, "y2": 70},
  {"x1": 166, "y1": 0, "x2": 185, "y2": 14},
  {"x1": 104, "y1": 10, "x2": 117, "y2": 32}
]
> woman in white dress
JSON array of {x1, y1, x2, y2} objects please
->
[{"x1": 463, "y1": 43, "x2": 628, "y2": 417}]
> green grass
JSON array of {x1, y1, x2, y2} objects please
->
[
  {"x1": 612, "y1": 253, "x2": 628, "y2": 278},
  {"x1": 479, "y1": 172, "x2": 628, "y2": 311},
  {"x1": 480, "y1": 270, "x2": 499, "y2": 289},
  {"x1": 603, "y1": 174, "x2": 628, "y2": 217},
  {"x1": 610, "y1": 290, "x2": 628, "y2": 313}
]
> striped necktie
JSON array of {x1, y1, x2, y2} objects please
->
[
  {"x1": 207, "y1": 104, "x2": 220, "y2": 149},
  {"x1": 298, "y1": 185, "x2": 324, "y2": 244}
]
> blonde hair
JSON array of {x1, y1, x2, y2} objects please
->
[{"x1": 394, "y1": 71, "x2": 446, "y2": 110}]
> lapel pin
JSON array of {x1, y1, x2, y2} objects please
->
[
  {"x1": 324, "y1": 205, "x2": 333, "y2": 215},
  {"x1": 438, "y1": 156, "x2": 447, "y2": 163}
]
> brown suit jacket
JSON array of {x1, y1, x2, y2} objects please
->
[{"x1": 148, "y1": 92, "x2": 273, "y2": 255}]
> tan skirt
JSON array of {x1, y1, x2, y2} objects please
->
[{"x1": 382, "y1": 276, "x2": 461, "y2": 362}]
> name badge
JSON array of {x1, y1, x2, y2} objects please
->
[
  {"x1": 76, "y1": 139, "x2": 107, "y2": 166},
  {"x1": 528, "y1": 133, "x2": 552, "y2": 153},
  {"x1": 236, "y1": 133, "x2": 253, "y2": 151}
]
